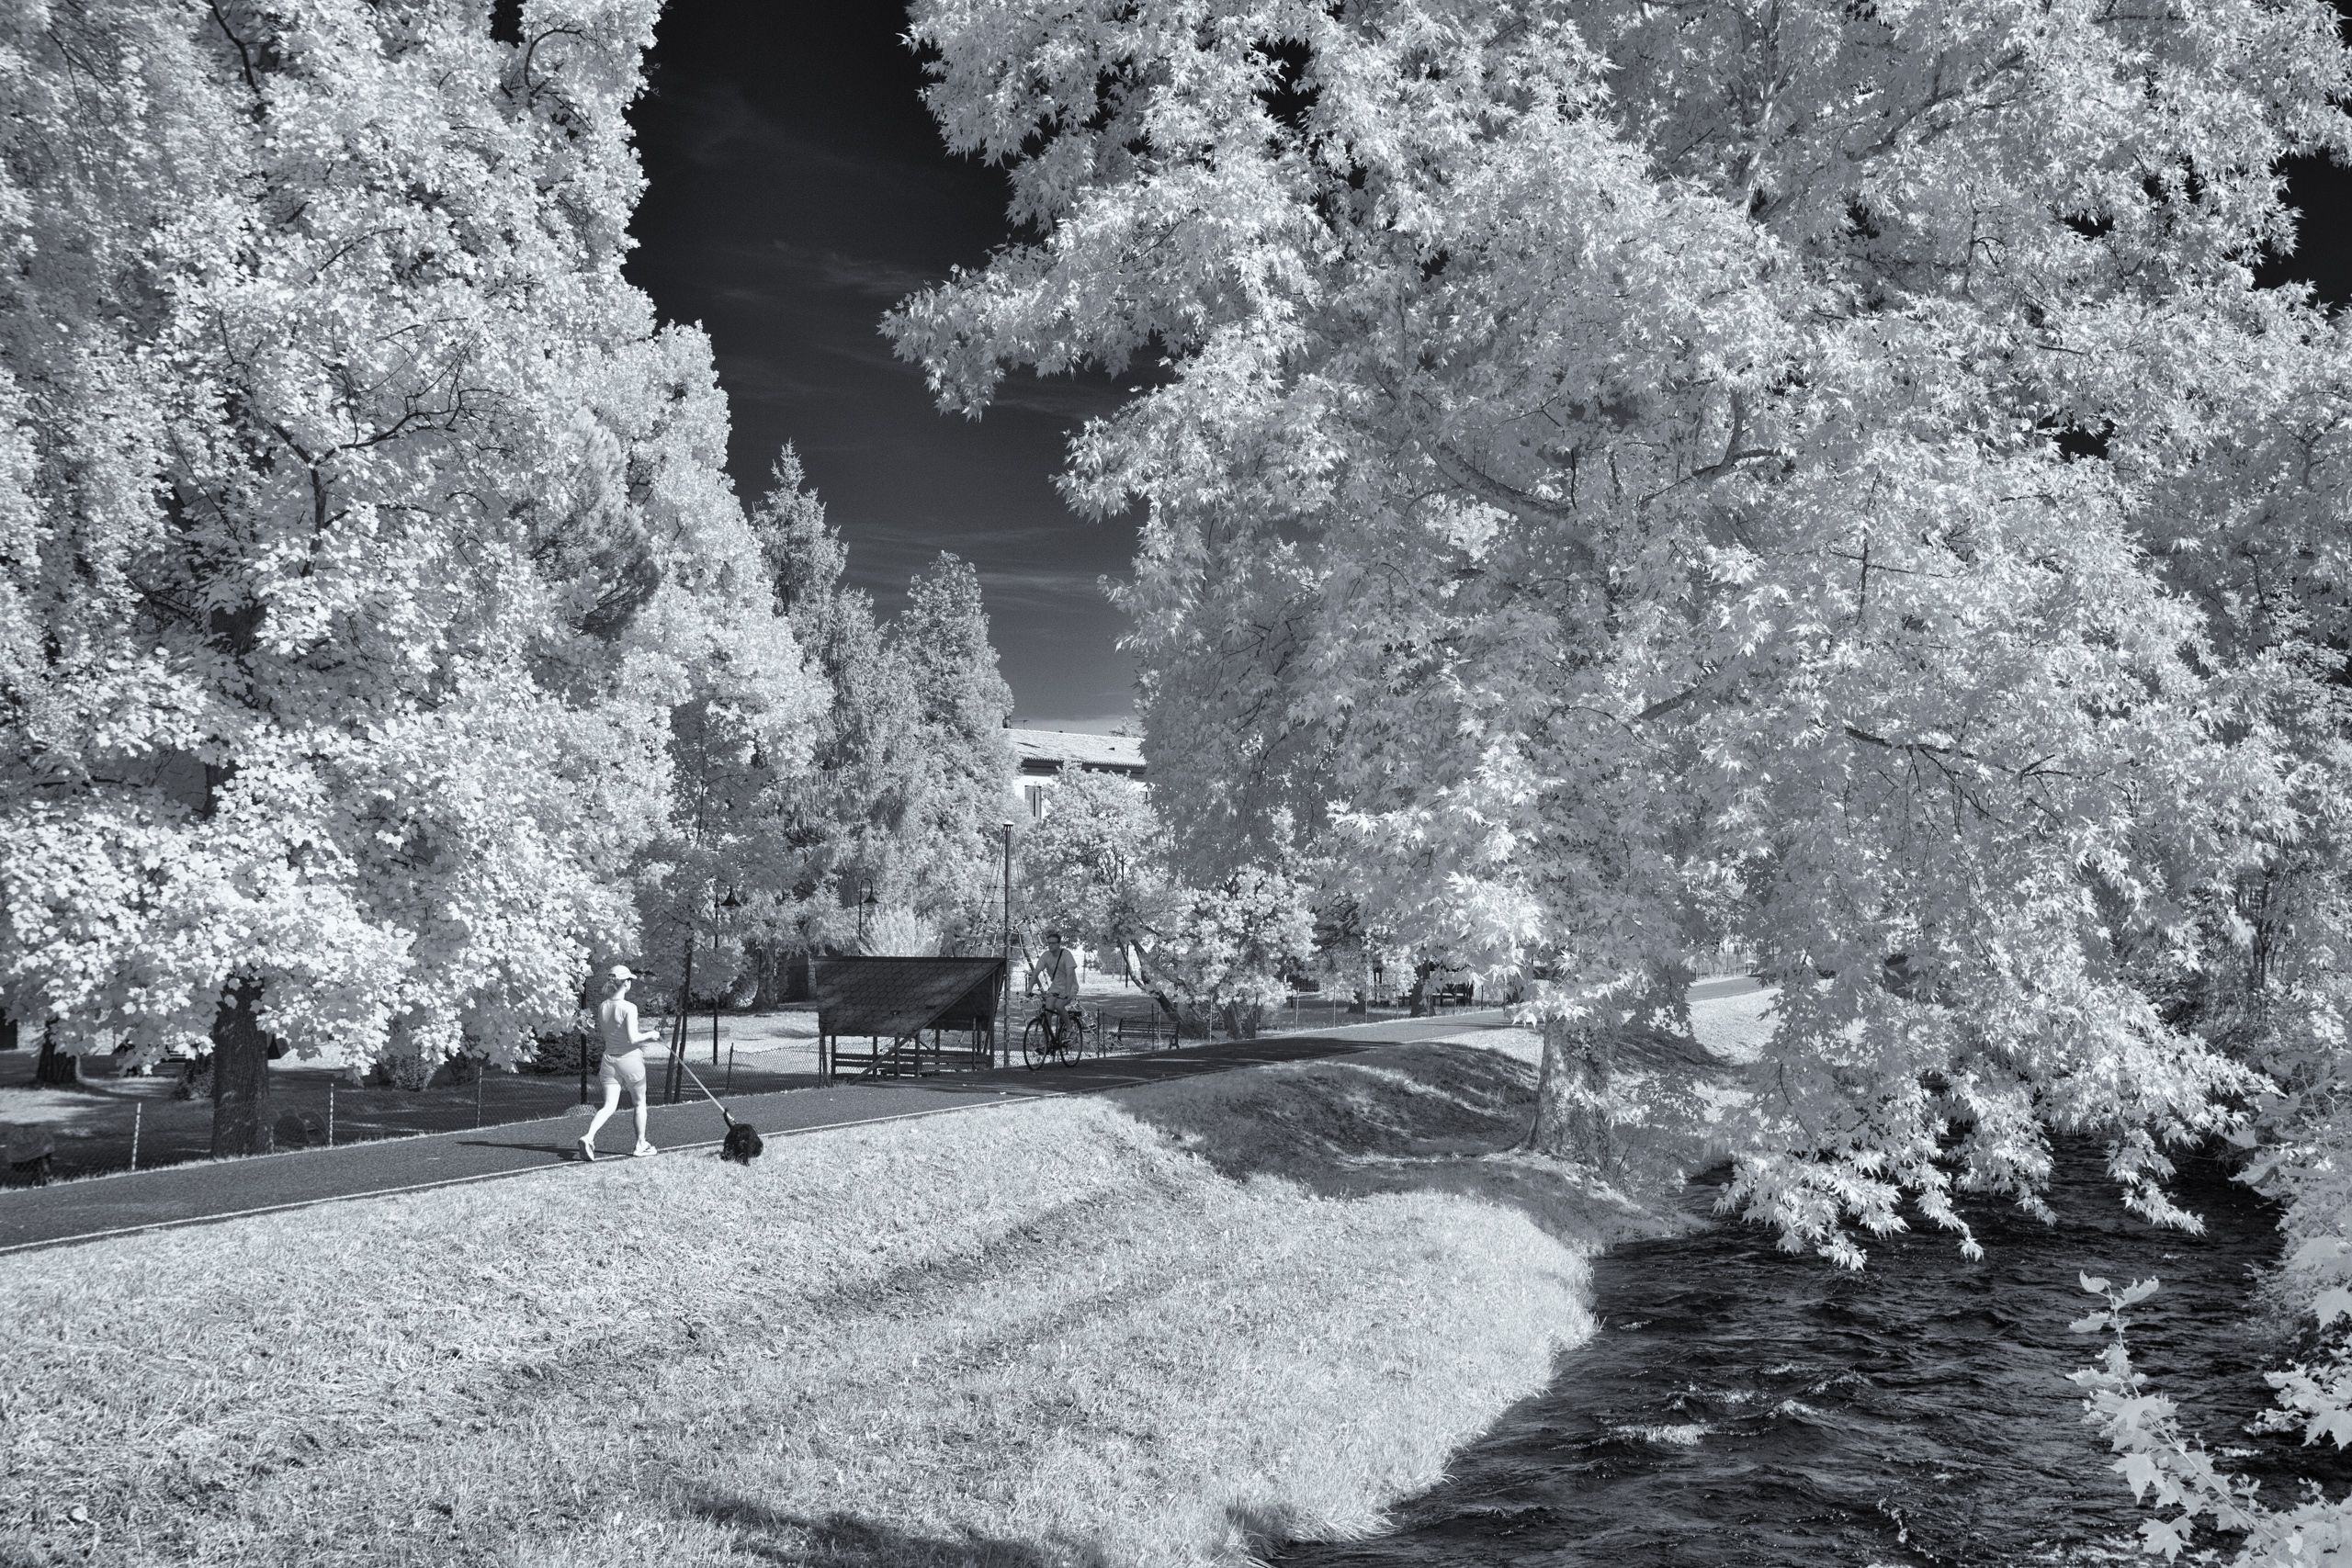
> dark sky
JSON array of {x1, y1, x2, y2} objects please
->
[
  {"x1": 625, "y1": 3, "x2": 2352, "y2": 732},
  {"x1": 627, "y1": 1, "x2": 1138, "y2": 731}
]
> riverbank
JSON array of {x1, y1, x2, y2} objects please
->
[
  {"x1": 0, "y1": 998, "x2": 1770, "y2": 1566},
  {"x1": 1269, "y1": 1134, "x2": 2315, "y2": 1568}
]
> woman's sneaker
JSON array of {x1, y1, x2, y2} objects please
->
[
  {"x1": 576, "y1": 1135, "x2": 596, "y2": 1163},
  {"x1": 631, "y1": 1141, "x2": 658, "y2": 1158}
]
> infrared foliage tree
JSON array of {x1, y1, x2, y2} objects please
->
[
  {"x1": 891, "y1": 0, "x2": 2352, "y2": 1547},
  {"x1": 887, "y1": 551, "x2": 1019, "y2": 951},
  {"x1": 1015, "y1": 766, "x2": 1167, "y2": 987},
  {"x1": 0, "y1": 0, "x2": 817, "y2": 1152},
  {"x1": 889, "y1": 0, "x2": 2352, "y2": 1254},
  {"x1": 1015, "y1": 766, "x2": 1319, "y2": 1036},
  {"x1": 745, "y1": 447, "x2": 925, "y2": 987}
]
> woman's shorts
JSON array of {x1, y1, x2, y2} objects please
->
[{"x1": 600, "y1": 1047, "x2": 648, "y2": 1093}]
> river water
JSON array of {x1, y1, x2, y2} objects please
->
[{"x1": 1280, "y1": 1141, "x2": 2345, "y2": 1567}]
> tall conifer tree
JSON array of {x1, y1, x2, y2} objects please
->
[
  {"x1": 889, "y1": 553, "x2": 1016, "y2": 951},
  {"x1": 744, "y1": 448, "x2": 922, "y2": 985}
]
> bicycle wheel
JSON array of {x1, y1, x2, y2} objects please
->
[
  {"x1": 1022, "y1": 1018, "x2": 1049, "y2": 1070},
  {"x1": 1065, "y1": 1012, "x2": 1091, "y2": 1063}
]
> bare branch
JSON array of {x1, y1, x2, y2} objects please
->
[{"x1": 1427, "y1": 444, "x2": 1601, "y2": 575}]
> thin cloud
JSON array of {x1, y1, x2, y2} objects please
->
[
  {"x1": 768, "y1": 240, "x2": 936, "y2": 303},
  {"x1": 853, "y1": 519, "x2": 1079, "y2": 549},
  {"x1": 974, "y1": 371, "x2": 1129, "y2": 422},
  {"x1": 971, "y1": 568, "x2": 1126, "y2": 615},
  {"x1": 667, "y1": 81, "x2": 960, "y2": 196}
]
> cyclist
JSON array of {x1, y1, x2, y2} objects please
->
[{"x1": 1028, "y1": 930, "x2": 1081, "y2": 1050}]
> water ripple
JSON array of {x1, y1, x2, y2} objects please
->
[{"x1": 1276, "y1": 1140, "x2": 2352, "y2": 1568}]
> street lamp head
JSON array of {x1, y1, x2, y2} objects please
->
[{"x1": 719, "y1": 886, "x2": 743, "y2": 911}]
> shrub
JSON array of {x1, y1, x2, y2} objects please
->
[
  {"x1": 859, "y1": 906, "x2": 940, "y2": 957},
  {"x1": 1148, "y1": 866, "x2": 1317, "y2": 1039},
  {"x1": 526, "y1": 1011, "x2": 605, "y2": 1076},
  {"x1": 382, "y1": 1054, "x2": 436, "y2": 1092},
  {"x1": 172, "y1": 1056, "x2": 212, "y2": 1101}
]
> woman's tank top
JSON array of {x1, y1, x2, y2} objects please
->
[{"x1": 596, "y1": 998, "x2": 644, "y2": 1055}]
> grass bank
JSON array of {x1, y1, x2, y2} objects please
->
[{"x1": 0, "y1": 1006, "x2": 1766, "y2": 1567}]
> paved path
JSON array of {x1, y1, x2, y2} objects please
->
[
  {"x1": 0, "y1": 1010, "x2": 1541, "y2": 1258},
  {"x1": 0, "y1": 980, "x2": 1763, "y2": 1259}
]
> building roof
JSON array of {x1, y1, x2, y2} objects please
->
[
  {"x1": 1007, "y1": 727, "x2": 1145, "y2": 774},
  {"x1": 814, "y1": 956, "x2": 1006, "y2": 1038}
]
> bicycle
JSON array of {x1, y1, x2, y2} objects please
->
[{"x1": 1020, "y1": 999, "x2": 1090, "y2": 1069}]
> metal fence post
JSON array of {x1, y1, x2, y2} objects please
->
[{"x1": 1000, "y1": 820, "x2": 1013, "y2": 1069}]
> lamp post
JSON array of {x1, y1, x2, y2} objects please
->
[
  {"x1": 717, "y1": 886, "x2": 742, "y2": 1067},
  {"x1": 1001, "y1": 819, "x2": 1014, "y2": 1067}
]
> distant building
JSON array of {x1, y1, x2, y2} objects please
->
[{"x1": 1007, "y1": 726, "x2": 1145, "y2": 821}]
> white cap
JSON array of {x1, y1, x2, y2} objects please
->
[{"x1": 607, "y1": 964, "x2": 635, "y2": 981}]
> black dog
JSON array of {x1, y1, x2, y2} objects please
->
[
  {"x1": 720, "y1": 1114, "x2": 763, "y2": 1164},
  {"x1": 674, "y1": 1056, "x2": 763, "y2": 1163}
]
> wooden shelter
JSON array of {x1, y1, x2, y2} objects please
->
[{"x1": 813, "y1": 956, "x2": 1005, "y2": 1080}]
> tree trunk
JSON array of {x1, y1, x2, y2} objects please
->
[
  {"x1": 1407, "y1": 959, "x2": 1439, "y2": 1019},
  {"x1": 209, "y1": 980, "x2": 276, "y2": 1157},
  {"x1": 1524, "y1": 1015, "x2": 1618, "y2": 1166},
  {"x1": 32, "y1": 1022, "x2": 78, "y2": 1086},
  {"x1": 665, "y1": 939, "x2": 695, "y2": 1105},
  {"x1": 1222, "y1": 1000, "x2": 1264, "y2": 1039},
  {"x1": 1125, "y1": 942, "x2": 1188, "y2": 1028}
]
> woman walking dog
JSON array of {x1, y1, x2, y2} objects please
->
[{"x1": 580, "y1": 964, "x2": 659, "y2": 1160}]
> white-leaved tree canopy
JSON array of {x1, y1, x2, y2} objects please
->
[
  {"x1": 0, "y1": 0, "x2": 820, "y2": 1153},
  {"x1": 887, "y1": 0, "x2": 2352, "y2": 1265},
  {"x1": 1014, "y1": 764, "x2": 1317, "y2": 1036}
]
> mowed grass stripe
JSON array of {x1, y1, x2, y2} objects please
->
[
  {"x1": 2, "y1": 1036, "x2": 1654, "y2": 1567},
  {"x1": 0, "y1": 1095, "x2": 1055, "y2": 1259}
]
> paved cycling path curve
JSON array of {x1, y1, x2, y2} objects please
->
[{"x1": 0, "y1": 1010, "x2": 1542, "y2": 1258}]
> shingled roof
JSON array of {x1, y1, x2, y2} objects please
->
[
  {"x1": 1007, "y1": 727, "x2": 1144, "y2": 775},
  {"x1": 814, "y1": 956, "x2": 1005, "y2": 1039}
]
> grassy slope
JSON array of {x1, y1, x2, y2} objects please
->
[{"x1": 1, "y1": 1024, "x2": 1738, "y2": 1568}]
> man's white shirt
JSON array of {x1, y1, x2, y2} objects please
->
[{"x1": 1034, "y1": 947, "x2": 1080, "y2": 1000}]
